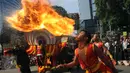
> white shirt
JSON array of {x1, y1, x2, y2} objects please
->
[
  {"x1": 105, "y1": 42, "x2": 110, "y2": 50},
  {"x1": 122, "y1": 39, "x2": 128, "y2": 50}
]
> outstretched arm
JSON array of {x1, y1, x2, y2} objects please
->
[
  {"x1": 6, "y1": 49, "x2": 15, "y2": 54},
  {"x1": 56, "y1": 55, "x2": 78, "y2": 68},
  {"x1": 94, "y1": 45, "x2": 118, "y2": 73},
  {"x1": 63, "y1": 55, "x2": 78, "y2": 68}
]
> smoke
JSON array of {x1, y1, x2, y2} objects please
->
[{"x1": 71, "y1": 30, "x2": 78, "y2": 37}]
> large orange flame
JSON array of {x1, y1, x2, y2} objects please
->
[{"x1": 6, "y1": 0, "x2": 75, "y2": 36}]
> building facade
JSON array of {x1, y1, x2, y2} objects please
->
[{"x1": 78, "y1": 0, "x2": 98, "y2": 33}]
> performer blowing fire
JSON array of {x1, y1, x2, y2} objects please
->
[{"x1": 56, "y1": 30, "x2": 118, "y2": 73}]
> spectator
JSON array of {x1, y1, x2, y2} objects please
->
[
  {"x1": 122, "y1": 36, "x2": 129, "y2": 60},
  {"x1": 104, "y1": 38, "x2": 110, "y2": 51},
  {"x1": 5, "y1": 43, "x2": 31, "y2": 73}
]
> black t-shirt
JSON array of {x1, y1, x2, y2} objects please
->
[{"x1": 8, "y1": 46, "x2": 30, "y2": 65}]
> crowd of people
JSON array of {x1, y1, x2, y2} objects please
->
[
  {"x1": 102, "y1": 34, "x2": 130, "y2": 66},
  {"x1": 2, "y1": 30, "x2": 124, "y2": 73},
  {"x1": 54, "y1": 30, "x2": 118, "y2": 73}
]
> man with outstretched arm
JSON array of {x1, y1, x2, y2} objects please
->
[{"x1": 56, "y1": 30, "x2": 118, "y2": 73}]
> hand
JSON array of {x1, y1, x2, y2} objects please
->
[
  {"x1": 56, "y1": 64, "x2": 64, "y2": 69},
  {"x1": 16, "y1": 65, "x2": 21, "y2": 68}
]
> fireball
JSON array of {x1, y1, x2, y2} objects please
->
[{"x1": 6, "y1": 0, "x2": 75, "y2": 36}]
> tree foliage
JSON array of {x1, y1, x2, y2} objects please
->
[
  {"x1": 0, "y1": 22, "x2": 26, "y2": 46},
  {"x1": 0, "y1": 33, "x2": 10, "y2": 44},
  {"x1": 52, "y1": 5, "x2": 68, "y2": 17},
  {"x1": 0, "y1": 24, "x2": 11, "y2": 44},
  {"x1": 68, "y1": 13, "x2": 80, "y2": 30},
  {"x1": 52, "y1": 5, "x2": 80, "y2": 30},
  {"x1": 10, "y1": 30, "x2": 26, "y2": 46},
  {"x1": 95, "y1": 0, "x2": 130, "y2": 31}
]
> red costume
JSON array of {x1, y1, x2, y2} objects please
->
[
  {"x1": 75, "y1": 44, "x2": 112, "y2": 73},
  {"x1": 37, "y1": 45, "x2": 42, "y2": 56},
  {"x1": 94, "y1": 42, "x2": 116, "y2": 66},
  {"x1": 94, "y1": 42, "x2": 103, "y2": 51}
]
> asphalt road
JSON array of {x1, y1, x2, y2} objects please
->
[{"x1": 0, "y1": 66, "x2": 130, "y2": 73}]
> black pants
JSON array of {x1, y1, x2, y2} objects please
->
[
  {"x1": 37, "y1": 56, "x2": 45, "y2": 66},
  {"x1": 20, "y1": 65, "x2": 31, "y2": 73},
  {"x1": 122, "y1": 49, "x2": 129, "y2": 60}
]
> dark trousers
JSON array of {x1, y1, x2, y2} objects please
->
[
  {"x1": 20, "y1": 65, "x2": 31, "y2": 73},
  {"x1": 122, "y1": 49, "x2": 129, "y2": 60}
]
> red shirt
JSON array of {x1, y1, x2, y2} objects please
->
[{"x1": 75, "y1": 44, "x2": 99, "y2": 70}]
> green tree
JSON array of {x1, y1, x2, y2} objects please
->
[
  {"x1": 52, "y1": 6, "x2": 79, "y2": 30},
  {"x1": 68, "y1": 13, "x2": 80, "y2": 30},
  {"x1": 0, "y1": 22, "x2": 26, "y2": 47},
  {"x1": 0, "y1": 24, "x2": 11, "y2": 45},
  {"x1": 0, "y1": 23, "x2": 11, "y2": 54},
  {"x1": 10, "y1": 30, "x2": 26, "y2": 46},
  {"x1": 0, "y1": 32, "x2": 10, "y2": 45},
  {"x1": 95, "y1": 0, "x2": 130, "y2": 32},
  {"x1": 52, "y1": 5, "x2": 68, "y2": 17}
]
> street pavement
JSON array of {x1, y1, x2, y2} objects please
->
[{"x1": 0, "y1": 66, "x2": 130, "y2": 73}]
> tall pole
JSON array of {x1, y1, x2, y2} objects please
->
[
  {"x1": 0, "y1": 0, "x2": 3, "y2": 37},
  {"x1": 0, "y1": 1, "x2": 3, "y2": 67},
  {"x1": 0, "y1": 0, "x2": 4, "y2": 56},
  {"x1": 89, "y1": 0, "x2": 93, "y2": 19},
  {"x1": 0, "y1": 0, "x2": 3, "y2": 33}
]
